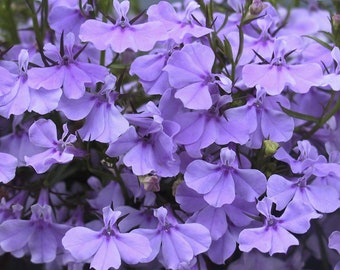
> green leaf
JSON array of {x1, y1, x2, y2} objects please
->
[{"x1": 278, "y1": 102, "x2": 320, "y2": 122}]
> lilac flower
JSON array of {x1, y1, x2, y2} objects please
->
[
  {"x1": 242, "y1": 39, "x2": 323, "y2": 95},
  {"x1": 28, "y1": 32, "x2": 108, "y2": 99},
  {"x1": 244, "y1": 88, "x2": 294, "y2": 149},
  {"x1": 25, "y1": 119, "x2": 82, "y2": 174},
  {"x1": 58, "y1": 74, "x2": 129, "y2": 143},
  {"x1": 147, "y1": 1, "x2": 212, "y2": 43},
  {"x1": 106, "y1": 102, "x2": 180, "y2": 177},
  {"x1": 238, "y1": 198, "x2": 321, "y2": 255},
  {"x1": 0, "y1": 203, "x2": 70, "y2": 263},
  {"x1": 79, "y1": 0, "x2": 167, "y2": 53},
  {"x1": 62, "y1": 206, "x2": 152, "y2": 270},
  {"x1": 0, "y1": 153, "x2": 17, "y2": 183},
  {"x1": 129, "y1": 41, "x2": 174, "y2": 95},
  {"x1": 0, "y1": 49, "x2": 62, "y2": 117},
  {"x1": 184, "y1": 147, "x2": 267, "y2": 207},
  {"x1": 267, "y1": 173, "x2": 340, "y2": 213},
  {"x1": 329, "y1": 231, "x2": 340, "y2": 270},
  {"x1": 164, "y1": 42, "x2": 231, "y2": 110},
  {"x1": 173, "y1": 95, "x2": 254, "y2": 157},
  {"x1": 48, "y1": 0, "x2": 91, "y2": 36},
  {"x1": 133, "y1": 206, "x2": 211, "y2": 269}
]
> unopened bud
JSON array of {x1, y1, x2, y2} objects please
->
[
  {"x1": 139, "y1": 175, "x2": 160, "y2": 192},
  {"x1": 263, "y1": 140, "x2": 280, "y2": 157},
  {"x1": 249, "y1": 0, "x2": 267, "y2": 15}
]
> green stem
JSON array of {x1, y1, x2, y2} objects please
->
[{"x1": 304, "y1": 93, "x2": 340, "y2": 139}]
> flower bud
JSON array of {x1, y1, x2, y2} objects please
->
[
  {"x1": 139, "y1": 175, "x2": 160, "y2": 192},
  {"x1": 249, "y1": 0, "x2": 267, "y2": 15},
  {"x1": 263, "y1": 140, "x2": 280, "y2": 157}
]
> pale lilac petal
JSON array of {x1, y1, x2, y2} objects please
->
[
  {"x1": 79, "y1": 20, "x2": 115, "y2": 50},
  {"x1": 28, "y1": 66, "x2": 64, "y2": 90},
  {"x1": 184, "y1": 160, "x2": 223, "y2": 194},
  {"x1": 261, "y1": 108, "x2": 294, "y2": 142},
  {"x1": 0, "y1": 220, "x2": 34, "y2": 252},
  {"x1": 175, "y1": 182, "x2": 207, "y2": 213},
  {"x1": 238, "y1": 226, "x2": 272, "y2": 254},
  {"x1": 305, "y1": 183, "x2": 340, "y2": 213},
  {"x1": 0, "y1": 153, "x2": 17, "y2": 183},
  {"x1": 63, "y1": 65, "x2": 91, "y2": 99},
  {"x1": 267, "y1": 174, "x2": 296, "y2": 211},
  {"x1": 28, "y1": 119, "x2": 57, "y2": 147},
  {"x1": 280, "y1": 201, "x2": 321, "y2": 234},
  {"x1": 161, "y1": 230, "x2": 194, "y2": 269},
  {"x1": 130, "y1": 54, "x2": 167, "y2": 81},
  {"x1": 233, "y1": 169, "x2": 267, "y2": 202},
  {"x1": 203, "y1": 172, "x2": 236, "y2": 207},
  {"x1": 242, "y1": 64, "x2": 295, "y2": 95},
  {"x1": 267, "y1": 226, "x2": 299, "y2": 255},
  {"x1": 28, "y1": 88, "x2": 62, "y2": 114},
  {"x1": 329, "y1": 231, "x2": 340, "y2": 253},
  {"x1": 114, "y1": 232, "x2": 152, "y2": 264},
  {"x1": 176, "y1": 223, "x2": 212, "y2": 253},
  {"x1": 174, "y1": 82, "x2": 212, "y2": 109},
  {"x1": 62, "y1": 227, "x2": 103, "y2": 261},
  {"x1": 57, "y1": 92, "x2": 96, "y2": 120},
  {"x1": 207, "y1": 230, "x2": 236, "y2": 264},
  {"x1": 90, "y1": 239, "x2": 121, "y2": 270},
  {"x1": 133, "y1": 229, "x2": 161, "y2": 263},
  {"x1": 195, "y1": 206, "x2": 227, "y2": 240},
  {"x1": 288, "y1": 64, "x2": 322, "y2": 93},
  {"x1": 29, "y1": 227, "x2": 58, "y2": 263}
]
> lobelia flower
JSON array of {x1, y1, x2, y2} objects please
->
[
  {"x1": 106, "y1": 102, "x2": 180, "y2": 177},
  {"x1": 79, "y1": 0, "x2": 167, "y2": 53},
  {"x1": 163, "y1": 42, "x2": 232, "y2": 110},
  {"x1": 0, "y1": 152, "x2": 18, "y2": 184},
  {"x1": 242, "y1": 39, "x2": 323, "y2": 95},
  {"x1": 48, "y1": 0, "x2": 92, "y2": 36},
  {"x1": 238, "y1": 197, "x2": 321, "y2": 255},
  {"x1": 129, "y1": 41, "x2": 175, "y2": 95},
  {"x1": 184, "y1": 147, "x2": 267, "y2": 207},
  {"x1": 25, "y1": 119, "x2": 83, "y2": 174},
  {"x1": 267, "y1": 172, "x2": 340, "y2": 214},
  {"x1": 244, "y1": 88, "x2": 294, "y2": 149},
  {"x1": 0, "y1": 190, "x2": 70, "y2": 264},
  {"x1": 57, "y1": 74, "x2": 129, "y2": 143},
  {"x1": 147, "y1": 1, "x2": 212, "y2": 43},
  {"x1": 0, "y1": 49, "x2": 62, "y2": 118},
  {"x1": 173, "y1": 94, "x2": 254, "y2": 158},
  {"x1": 133, "y1": 206, "x2": 212, "y2": 270},
  {"x1": 62, "y1": 206, "x2": 152, "y2": 270},
  {"x1": 27, "y1": 32, "x2": 108, "y2": 99}
]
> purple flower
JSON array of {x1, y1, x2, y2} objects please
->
[
  {"x1": 244, "y1": 88, "x2": 294, "y2": 149},
  {"x1": 79, "y1": 0, "x2": 167, "y2": 53},
  {"x1": 58, "y1": 74, "x2": 129, "y2": 143},
  {"x1": 242, "y1": 39, "x2": 323, "y2": 95},
  {"x1": 238, "y1": 198, "x2": 321, "y2": 255},
  {"x1": 164, "y1": 42, "x2": 231, "y2": 110},
  {"x1": 0, "y1": 153, "x2": 17, "y2": 183},
  {"x1": 147, "y1": 1, "x2": 212, "y2": 43},
  {"x1": 25, "y1": 119, "x2": 82, "y2": 174},
  {"x1": 28, "y1": 33, "x2": 108, "y2": 99},
  {"x1": 173, "y1": 95, "x2": 254, "y2": 157},
  {"x1": 133, "y1": 206, "x2": 211, "y2": 269},
  {"x1": 0, "y1": 203, "x2": 70, "y2": 263},
  {"x1": 267, "y1": 173, "x2": 340, "y2": 213},
  {"x1": 184, "y1": 147, "x2": 267, "y2": 206},
  {"x1": 0, "y1": 50, "x2": 62, "y2": 117},
  {"x1": 62, "y1": 206, "x2": 152, "y2": 270}
]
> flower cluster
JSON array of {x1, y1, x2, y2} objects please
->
[{"x1": 0, "y1": 0, "x2": 340, "y2": 269}]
